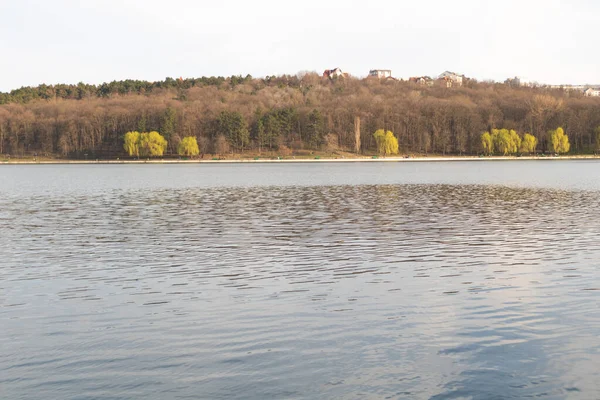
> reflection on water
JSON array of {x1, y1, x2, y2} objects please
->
[{"x1": 1, "y1": 164, "x2": 600, "y2": 399}]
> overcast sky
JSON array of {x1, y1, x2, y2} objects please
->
[{"x1": 0, "y1": 0, "x2": 598, "y2": 91}]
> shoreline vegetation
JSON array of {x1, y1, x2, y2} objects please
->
[
  {"x1": 3, "y1": 154, "x2": 600, "y2": 165},
  {"x1": 1, "y1": 73, "x2": 600, "y2": 161}
]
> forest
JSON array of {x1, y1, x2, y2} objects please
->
[{"x1": 1, "y1": 73, "x2": 600, "y2": 158}]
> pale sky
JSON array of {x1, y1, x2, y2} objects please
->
[{"x1": 0, "y1": 0, "x2": 598, "y2": 91}]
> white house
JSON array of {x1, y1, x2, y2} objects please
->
[
  {"x1": 323, "y1": 68, "x2": 345, "y2": 79},
  {"x1": 438, "y1": 71, "x2": 464, "y2": 86},
  {"x1": 584, "y1": 88, "x2": 600, "y2": 97},
  {"x1": 369, "y1": 69, "x2": 392, "y2": 79}
]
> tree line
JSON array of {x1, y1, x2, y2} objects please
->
[
  {"x1": 480, "y1": 127, "x2": 572, "y2": 155},
  {"x1": 0, "y1": 75, "x2": 253, "y2": 105},
  {"x1": 1, "y1": 72, "x2": 600, "y2": 158}
]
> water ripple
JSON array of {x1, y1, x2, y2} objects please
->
[{"x1": 2, "y1": 165, "x2": 600, "y2": 399}]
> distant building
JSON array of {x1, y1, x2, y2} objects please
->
[
  {"x1": 505, "y1": 76, "x2": 531, "y2": 87},
  {"x1": 323, "y1": 68, "x2": 345, "y2": 79},
  {"x1": 409, "y1": 76, "x2": 434, "y2": 86},
  {"x1": 547, "y1": 84, "x2": 585, "y2": 91},
  {"x1": 369, "y1": 69, "x2": 392, "y2": 79},
  {"x1": 436, "y1": 76, "x2": 454, "y2": 88},
  {"x1": 438, "y1": 71, "x2": 464, "y2": 86},
  {"x1": 584, "y1": 88, "x2": 600, "y2": 97}
]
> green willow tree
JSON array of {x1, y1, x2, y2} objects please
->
[
  {"x1": 481, "y1": 131, "x2": 493, "y2": 155},
  {"x1": 123, "y1": 131, "x2": 140, "y2": 156},
  {"x1": 123, "y1": 131, "x2": 167, "y2": 157},
  {"x1": 178, "y1": 136, "x2": 200, "y2": 156},
  {"x1": 520, "y1": 133, "x2": 538, "y2": 154},
  {"x1": 139, "y1": 131, "x2": 168, "y2": 157},
  {"x1": 509, "y1": 130, "x2": 521, "y2": 154},
  {"x1": 373, "y1": 129, "x2": 399, "y2": 156},
  {"x1": 548, "y1": 127, "x2": 570, "y2": 154},
  {"x1": 494, "y1": 130, "x2": 511, "y2": 155},
  {"x1": 481, "y1": 129, "x2": 522, "y2": 155},
  {"x1": 494, "y1": 129, "x2": 520, "y2": 155}
]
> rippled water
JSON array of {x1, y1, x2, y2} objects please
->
[{"x1": 2, "y1": 161, "x2": 600, "y2": 399}]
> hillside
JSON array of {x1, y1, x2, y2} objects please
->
[{"x1": 1, "y1": 73, "x2": 599, "y2": 158}]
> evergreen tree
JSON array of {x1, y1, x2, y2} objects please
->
[
  {"x1": 306, "y1": 109, "x2": 325, "y2": 149},
  {"x1": 216, "y1": 111, "x2": 249, "y2": 152},
  {"x1": 161, "y1": 107, "x2": 177, "y2": 143}
]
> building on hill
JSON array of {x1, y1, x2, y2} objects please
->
[
  {"x1": 409, "y1": 76, "x2": 434, "y2": 86},
  {"x1": 369, "y1": 69, "x2": 392, "y2": 79},
  {"x1": 548, "y1": 84, "x2": 586, "y2": 92},
  {"x1": 436, "y1": 76, "x2": 454, "y2": 88},
  {"x1": 438, "y1": 71, "x2": 464, "y2": 86},
  {"x1": 505, "y1": 76, "x2": 532, "y2": 87},
  {"x1": 323, "y1": 68, "x2": 346, "y2": 79},
  {"x1": 584, "y1": 88, "x2": 600, "y2": 97}
]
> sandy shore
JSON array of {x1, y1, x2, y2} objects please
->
[{"x1": 2, "y1": 155, "x2": 600, "y2": 165}]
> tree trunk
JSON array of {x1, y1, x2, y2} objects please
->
[{"x1": 354, "y1": 116, "x2": 361, "y2": 153}]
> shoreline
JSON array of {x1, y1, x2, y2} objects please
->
[{"x1": 2, "y1": 155, "x2": 600, "y2": 165}]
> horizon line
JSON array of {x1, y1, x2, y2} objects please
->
[{"x1": 1, "y1": 71, "x2": 599, "y2": 94}]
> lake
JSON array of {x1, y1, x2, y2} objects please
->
[{"x1": 1, "y1": 161, "x2": 600, "y2": 399}]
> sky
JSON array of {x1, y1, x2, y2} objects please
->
[{"x1": 0, "y1": 0, "x2": 598, "y2": 91}]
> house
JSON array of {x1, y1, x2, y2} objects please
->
[
  {"x1": 409, "y1": 76, "x2": 434, "y2": 86},
  {"x1": 436, "y1": 76, "x2": 454, "y2": 88},
  {"x1": 584, "y1": 88, "x2": 600, "y2": 97},
  {"x1": 369, "y1": 69, "x2": 392, "y2": 79},
  {"x1": 323, "y1": 68, "x2": 345, "y2": 79},
  {"x1": 438, "y1": 71, "x2": 464, "y2": 86}
]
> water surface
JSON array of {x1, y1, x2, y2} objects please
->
[{"x1": 1, "y1": 161, "x2": 600, "y2": 399}]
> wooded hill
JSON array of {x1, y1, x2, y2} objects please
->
[{"x1": 1, "y1": 73, "x2": 599, "y2": 158}]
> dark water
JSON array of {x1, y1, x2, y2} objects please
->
[{"x1": 1, "y1": 161, "x2": 600, "y2": 399}]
